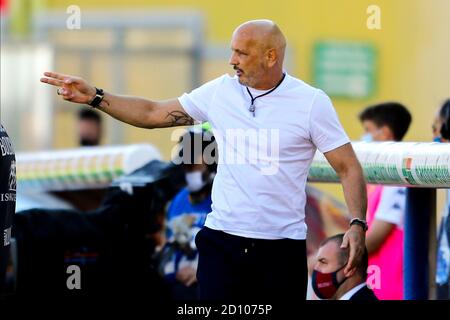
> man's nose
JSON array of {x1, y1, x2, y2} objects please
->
[
  {"x1": 229, "y1": 52, "x2": 238, "y2": 66},
  {"x1": 313, "y1": 262, "x2": 321, "y2": 271}
]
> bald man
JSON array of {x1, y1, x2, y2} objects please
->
[{"x1": 41, "y1": 20, "x2": 367, "y2": 301}]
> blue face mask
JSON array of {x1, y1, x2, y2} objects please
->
[
  {"x1": 361, "y1": 133, "x2": 374, "y2": 142},
  {"x1": 433, "y1": 136, "x2": 442, "y2": 143}
]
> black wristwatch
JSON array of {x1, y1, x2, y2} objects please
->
[
  {"x1": 350, "y1": 218, "x2": 368, "y2": 231},
  {"x1": 88, "y1": 87, "x2": 104, "y2": 108}
]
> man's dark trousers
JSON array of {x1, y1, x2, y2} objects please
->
[{"x1": 195, "y1": 226, "x2": 307, "y2": 301}]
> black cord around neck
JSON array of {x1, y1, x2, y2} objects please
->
[{"x1": 246, "y1": 73, "x2": 286, "y2": 117}]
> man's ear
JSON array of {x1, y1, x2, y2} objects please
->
[
  {"x1": 266, "y1": 48, "x2": 277, "y2": 67},
  {"x1": 380, "y1": 125, "x2": 394, "y2": 141},
  {"x1": 344, "y1": 267, "x2": 356, "y2": 278}
]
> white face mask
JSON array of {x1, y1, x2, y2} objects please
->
[
  {"x1": 185, "y1": 171, "x2": 207, "y2": 192},
  {"x1": 361, "y1": 133, "x2": 374, "y2": 142},
  {"x1": 361, "y1": 128, "x2": 384, "y2": 142}
]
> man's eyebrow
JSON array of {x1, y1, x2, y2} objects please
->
[{"x1": 231, "y1": 48, "x2": 247, "y2": 54}]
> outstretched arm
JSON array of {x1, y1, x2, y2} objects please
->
[{"x1": 40, "y1": 71, "x2": 194, "y2": 129}]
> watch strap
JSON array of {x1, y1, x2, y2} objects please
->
[
  {"x1": 88, "y1": 87, "x2": 104, "y2": 108},
  {"x1": 350, "y1": 218, "x2": 368, "y2": 231}
]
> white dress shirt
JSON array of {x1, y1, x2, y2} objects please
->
[{"x1": 339, "y1": 283, "x2": 367, "y2": 300}]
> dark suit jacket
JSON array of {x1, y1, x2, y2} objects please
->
[{"x1": 349, "y1": 285, "x2": 379, "y2": 301}]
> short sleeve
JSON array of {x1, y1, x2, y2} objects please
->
[
  {"x1": 309, "y1": 90, "x2": 350, "y2": 153},
  {"x1": 178, "y1": 76, "x2": 223, "y2": 123},
  {"x1": 375, "y1": 187, "x2": 406, "y2": 227}
]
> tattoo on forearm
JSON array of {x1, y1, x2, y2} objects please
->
[{"x1": 165, "y1": 111, "x2": 194, "y2": 126}]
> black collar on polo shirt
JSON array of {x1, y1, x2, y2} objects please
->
[{"x1": 245, "y1": 72, "x2": 286, "y2": 118}]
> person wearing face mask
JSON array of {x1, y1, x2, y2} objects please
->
[
  {"x1": 434, "y1": 99, "x2": 450, "y2": 299},
  {"x1": 312, "y1": 234, "x2": 377, "y2": 300},
  {"x1": 158, "y1": 127, "x2": 216, "y2": 300},
  {"x1": 432, "y1": 99, "x2": 450, "y2": 143},
  {"x1": 358, "y1": 102, "x2": 412, "y2": 300}
]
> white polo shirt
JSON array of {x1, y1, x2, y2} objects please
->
[{"x1": 178, "y1": 73, "x2": 349, "y2": 239}]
